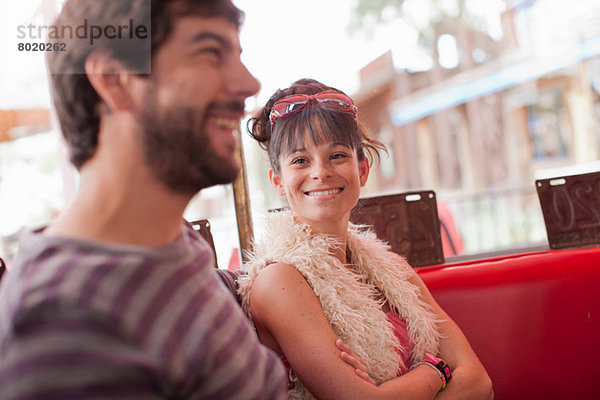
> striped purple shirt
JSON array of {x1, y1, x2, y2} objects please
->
[{"x1": 0, "y1": 223, "x2": 286, "y2": 399}]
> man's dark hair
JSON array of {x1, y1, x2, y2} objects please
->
[{"x1": 47, "y1": 0, "x2": 244, "y2": 169}]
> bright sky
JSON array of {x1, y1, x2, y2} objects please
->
[
  {"x1": 1, "y1": 1, "x2": 52, "y2": 109},
  {"x1": 234, "y1": 0, "x2": 502, "y2": 107},
  {"x1": 0, "y1": 0, "x2": 431, "y2": 109},
  {"x1": 236, "y1": 0, "x2": 387, "y2": 105}
]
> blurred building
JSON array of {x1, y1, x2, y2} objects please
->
[{"x1": 355, "y1": 0, "x2": 600, "y2": 255}]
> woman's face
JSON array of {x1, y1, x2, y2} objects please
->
[{"x1": 270, "y1": 135, "x2": 369, "y2": 229}]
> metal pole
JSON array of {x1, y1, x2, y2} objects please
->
[{"x1": 232, "y1": 129, "x2": 253, "y2": 262}]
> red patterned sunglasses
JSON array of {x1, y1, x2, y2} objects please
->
[{"x1": 269, "y1": 91, "x2": 357, "y2": 128}]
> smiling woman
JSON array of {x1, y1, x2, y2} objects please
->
[{"x1": 237, "y1": 78, "x2": 493, "y2": 400}]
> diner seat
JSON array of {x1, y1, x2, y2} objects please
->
[
  {"x1": 189, "y1": 219, "x2": 218, "y2": 265},
  {"x1": 215, "y1": 269, "x2": 245, "y2": 305},
  {"x1": 349, "y1": 191, "x2": 445, "y2": 267},
  {"x1": 419, "y1": 246, "x2": 600, "y2": 400},
  {"x1": 188, "y1": 218, "x2": 246, "y2": 304},
  {"x1": 0, "y1": 257, "x2": 5, "y2": 282}
]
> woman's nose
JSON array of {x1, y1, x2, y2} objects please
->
[{"x1": 310, "y1": 160, "x2": 332, "y2": 180}]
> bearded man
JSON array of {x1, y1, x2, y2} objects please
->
[{"x1": 0, "y1": 1, "x2": 287, "y2": 398}]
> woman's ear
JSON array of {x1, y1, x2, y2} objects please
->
[
  {"x1": 84, "y1": 49, "x2": 135, "y2": 113},
  {"x1": 359, "y1": 158, "x2": 370, "y2": 187},
  {"x1": 268, "y1": 168, "x2": 286, "y2": 196}
]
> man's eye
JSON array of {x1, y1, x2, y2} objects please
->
[{"x1": 197, "y1": 47, "x2": 223, "y2": 62}]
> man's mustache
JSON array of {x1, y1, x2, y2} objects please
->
[{"x1": 207, "y1": 100, "x2": 246, "y2": 114}]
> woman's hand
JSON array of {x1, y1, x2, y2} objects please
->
[{"x1": 336, "y1": 339, "x2": 377, "y2": 385}]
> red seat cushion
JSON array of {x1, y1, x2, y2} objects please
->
[{"x1": 418, "y1": 247, "x2": 600, "y2": 400}]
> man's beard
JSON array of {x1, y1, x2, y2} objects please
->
[{"x1": 137, "y1": 97, "x2": 240, "y2": 195}]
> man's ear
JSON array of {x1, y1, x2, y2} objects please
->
[
  {"x1": 359, "y1": 158, "x2": 370, "y2": 187},
  {"x1": 84, "y1": 50, "x2": 136, "y2": 113},
  {"x1": 268, "y1": 168, "x2": 286, "y2": 196}
]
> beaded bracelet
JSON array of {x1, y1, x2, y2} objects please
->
[
  {"x1": 412, "y1": 361, "x2": 447, "y2": 391},
  {"x1": 423, "y1": 353, "x2": 452, "y2": 383}
]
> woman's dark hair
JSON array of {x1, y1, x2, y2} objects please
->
[
  {"x1": 47, "y1": 0, "x2": 243, "y2": 169},
  {"x1": 247, "y1": 78, "x2": 386, "y2": 173}
]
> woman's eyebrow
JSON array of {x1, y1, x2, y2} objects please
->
[
  {"x1": 329, "y1": 142, "x2": 351, "y2": 149},
  {"x1": 287, "y1": 147, "x2": 306, "y2": 155}
]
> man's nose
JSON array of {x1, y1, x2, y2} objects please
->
[{"x1": 228, "y1": 59, "x2": 260, "y2": 100}]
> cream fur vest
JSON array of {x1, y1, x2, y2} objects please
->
[{"x1": 238, "y1": 211, "x2": 440, "y2": 399}]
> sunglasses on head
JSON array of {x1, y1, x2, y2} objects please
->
[{"x1": 269, "y1": 90, "x2": 357, "y2": 128}]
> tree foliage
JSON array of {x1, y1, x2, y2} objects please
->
[{"x1": 349, "y1": 0, "x2": 497, "y2": 52}]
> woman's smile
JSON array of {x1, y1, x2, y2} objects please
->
[{"x1": 304, "y1": 188, "x2": 344, "y2": 198}]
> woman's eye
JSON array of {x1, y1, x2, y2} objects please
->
[
  {"x1": 331, "y1": 153, "x2": 348, "y2": 160},
  {"x1": 291, "y1": 157, "x2": 307, "y2": 165}
]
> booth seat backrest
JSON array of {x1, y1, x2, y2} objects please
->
[
  {"x1": 0, "y1": 257, "x2": 5, "y2": 282},
  {"x1": 215, "y1": 269, "x2": 244, "y2": 305},
  {"x1": 418, "y1": 246, "x2": 600, "y2": 400}
]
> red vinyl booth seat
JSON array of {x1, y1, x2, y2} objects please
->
[{"x1": 418, "y1": 246, "x2": 600, "y2": 400}]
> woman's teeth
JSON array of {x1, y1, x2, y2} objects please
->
[{"x1": 306, "y1": 189, "x2": 342, "y2": 197}]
